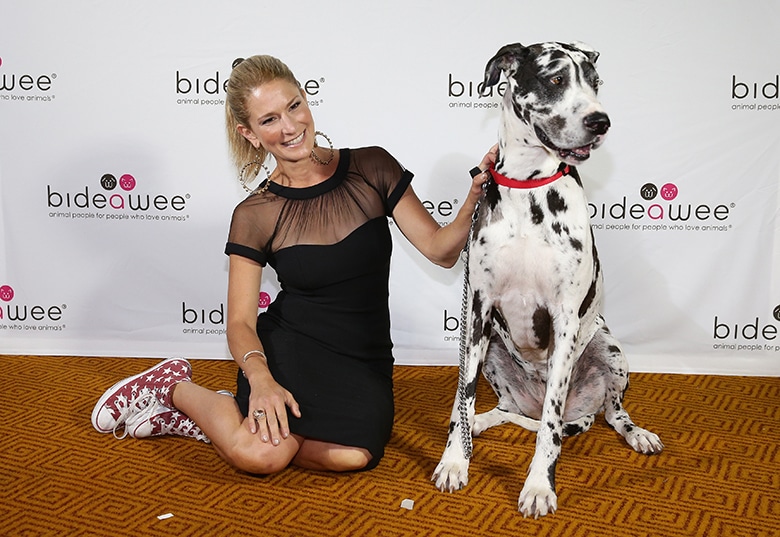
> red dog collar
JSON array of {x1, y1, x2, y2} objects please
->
[{"x1": 489, "y1": 163, "x2": 570, "y2": 189}]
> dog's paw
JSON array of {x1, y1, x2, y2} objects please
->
[
  {"x1": 431, "y1": 459, "x2": 470, "y2": 492},
  {"x1": 518, "y1": 482, "x2": 557, "y2": 518},
  {"x1": 626, "y1": 427, "x2": 664, "y2": 454},
  {"x1": 472, "y1": 414, "x2": 488, "y2": 437}
]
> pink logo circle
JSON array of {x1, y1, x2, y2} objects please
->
[
  {"x1": 0, "y1": 285, "x2": 14, "y2": 302},
  {"x1": 119, "y1": 174, "x2": 136, "y2": 191},
  {"x1": 660, "y1": 183, "x2": 678, "y2": 201},
  {"x1": 258, "y1": 292, "x2": 271, "y2": 308}
]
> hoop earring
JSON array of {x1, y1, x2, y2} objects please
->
[
  {"x1": 310, "y1": 130, "x2": 334, "y2": 166},
  {"x1": 239, "y1": 154, "x2": 272, "y2": 194}
]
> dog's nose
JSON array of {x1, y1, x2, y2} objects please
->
[{"x1": 583, "y1": 112, "x2": 611, "y2": 135}]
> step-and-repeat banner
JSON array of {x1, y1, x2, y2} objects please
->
[{"x1": 1, "y1": 1, "x2": 778, "y2": 375}]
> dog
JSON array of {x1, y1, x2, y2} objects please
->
[{"x1": 432, "y1": 41, "x2": 663, "y2": 518}]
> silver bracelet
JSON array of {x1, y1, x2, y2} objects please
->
[{"x1": 242, "y1": 349, "x2": 267, "y2": 363}]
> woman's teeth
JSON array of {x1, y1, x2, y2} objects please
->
[{"x1": 284, "y1": 133, "x2": 304, "y2": 146}]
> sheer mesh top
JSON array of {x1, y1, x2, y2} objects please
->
[{"x1": 225, "y1": 147, "x2": 413, "y2": 266}]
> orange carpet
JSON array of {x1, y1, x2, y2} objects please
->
[{"x1": 1, "y1": 355, "x2": 778, "y2": 536}]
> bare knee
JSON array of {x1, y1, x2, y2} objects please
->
[
  {"x1": 217, "y1": 438, "x2": 297, "y2": 475},
  {"x1": 236, "y1": 451, "x2": 290, "y2": 475}
]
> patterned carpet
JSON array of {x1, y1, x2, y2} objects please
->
[{"x1": 1, "y1": 355, "x2": 778, "y2": 537}]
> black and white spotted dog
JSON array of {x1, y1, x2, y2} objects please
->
[{"x1": 432, "y1": 42, "x2": 663, "y2": 518}]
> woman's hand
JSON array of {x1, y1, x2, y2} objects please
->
[
  {"x1": 469, "y1": 144, "x2": 498, "y2": 196},
  {"x1": 246, "y1": 370, "x2": 301, "y2": 445},
  {"x1": 481, "y1": 144, "x2": 499, "y2": 169}
]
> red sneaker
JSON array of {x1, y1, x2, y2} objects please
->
[{"x1": 91, "y1": 358, "x2": 191, "y2": 434}]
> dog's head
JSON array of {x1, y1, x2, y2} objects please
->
[{"x1": 483, "y1": 41, "x2": 609, "y2": 164}]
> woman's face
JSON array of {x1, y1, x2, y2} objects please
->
[
  {"x1": 238, "y1": 78, "x2": 315, "y2": 163},
  {"x1": 238, "y1": 79, "x2": 314, "y2": 161}
]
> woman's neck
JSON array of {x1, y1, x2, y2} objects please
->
[{"x1": 273, "y1": 149, "x2": 339, "y2": 188}]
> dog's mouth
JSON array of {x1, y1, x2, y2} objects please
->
[
  {"x1": 535, "y1": 126, "x2": 599, "y2": 162},
  {"x1": 560, "y1": 144, "x2": 595, "y2": 162}
]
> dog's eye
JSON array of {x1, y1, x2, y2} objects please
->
[{"x1": 551, "y1": 75, "x2": 564, "y2": 85}]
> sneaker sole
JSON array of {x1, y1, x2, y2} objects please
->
[{"x1": 90, "y1": 357, "x2": 191, "y2": 433}]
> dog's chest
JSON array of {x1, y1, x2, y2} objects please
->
[{"x1": 471, "y1": 179, "x2": 593, "y2": 301}]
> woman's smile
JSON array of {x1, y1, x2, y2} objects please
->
[{"x1": 283, "y1": 131, "x2": 305, "y2": 147}]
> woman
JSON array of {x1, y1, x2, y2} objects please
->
[{"x1": 92, "y1": 55, "x2": 495, "y2": 474}]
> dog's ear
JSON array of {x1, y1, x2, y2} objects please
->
[
  {"x1": 482, "y1": 43, "x2": 528, "y2": 95},
  {"x1": 569, "y1": 41, "x2": 600, "y2": 64}
]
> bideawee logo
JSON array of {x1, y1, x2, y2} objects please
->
[
  {"x1": 589, "y1": 181, "x2": 735, "y2": 233},
  {"x1": 46, "y1": 173, "x2": 191, "y2": 222},
  {"x1": 712, "y1": 304, "x2": 780, "y2": 353},
  {"x1": 446, "y1": 71, "x2": 503, "y2": 111},
  {"x1": 180, "y1": 291, "x2": 271, "y2": 336},
  {"x1": 731, "y1": 73, "x2": 780, "y2": 112},
  {"x1": 0, "y1": 56, "x2": 57, "y2": 103},
  {"x1": 0, "y1": 284, "x2": 67, "y2": 332},
  {"x1": 175, "y1": 58, "x2": 327, "y2": 109}
]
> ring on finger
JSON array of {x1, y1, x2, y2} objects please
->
[{"x1": 252, "y1": 409, "x2": 266, "y2": 421}]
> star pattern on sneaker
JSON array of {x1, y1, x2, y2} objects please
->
[
  {"x1": 109, "y1": 394, "x2": 129, "y2": 418},
  {"x1": 92, "y1": 358, "x2": 193, "y2": 435},
  {"x1": 145, "y1": 410, "x2": 209, "y2": 442}
]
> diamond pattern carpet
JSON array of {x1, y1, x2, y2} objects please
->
[{"x1": 1, "y1": 355, "x2": 778, "y2": 537}]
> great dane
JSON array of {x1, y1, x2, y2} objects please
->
[{"x1": 432, "y1": 41, "x2": 663, "y2": 518}]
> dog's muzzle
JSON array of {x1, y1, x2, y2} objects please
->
[{"x1": 536, "y1": 111, "x2": 611, "y2": 162}]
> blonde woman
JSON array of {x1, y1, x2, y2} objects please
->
[{"x1": 92, "y1": 55, "x2": 495, "y2": 474}]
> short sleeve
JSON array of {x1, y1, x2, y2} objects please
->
[
  {"x1": 352, "y1": 147, "x2": 414, "y2": 215},
  {"x1": 225, "y1": 241, "x2": 267, "y2": 266},
  {"x1": 224, "y1": 195, "x2": 281, "y2": 266}
]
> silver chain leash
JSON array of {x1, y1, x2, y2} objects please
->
[{"x1": 456, "y1": 169, "x2": 486, "y2": 460}]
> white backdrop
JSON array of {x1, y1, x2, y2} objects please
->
[{"x1": 1, "y1": 0, "x2": 779, "y2": 375}]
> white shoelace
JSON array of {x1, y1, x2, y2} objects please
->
[{"x1": 111, "y1": 392, "x2": 156, "y2": 440}]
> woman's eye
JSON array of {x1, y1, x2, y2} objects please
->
[{"x1": 290, "y1": 101, "x2": 301, "y2": 110}]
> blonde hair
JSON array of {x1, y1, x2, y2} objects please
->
[{"x1": 225, "y1": 55, "x2": 299, "y2": 171}]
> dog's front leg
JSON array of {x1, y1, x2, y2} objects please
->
[
  {"x1": 432, "y1": 289, "x2": 491, "y2": 492},
  {"x1": 430, "y1": 365, "x2": 477, "y2": 492},
  {"x1": 517, "y1": 314, "x2": 578, "y2": 518}
]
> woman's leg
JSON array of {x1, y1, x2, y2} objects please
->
[
  {"x1": 91, "y1": 358, "x2": 373, "y2": 474},
  {"x1": 173, "y1": 382, "x2": 372, "y2": 473},
  {"x1": 171, "y1": 381, "x2": 301, "y2": 474},
  {"x1": 293, "y1": 440, "x2": 372, "y2": 472}
]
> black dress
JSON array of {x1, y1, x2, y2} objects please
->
[{"x1": 224, "y1": 146, "x2": 413, "y2": 468}]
